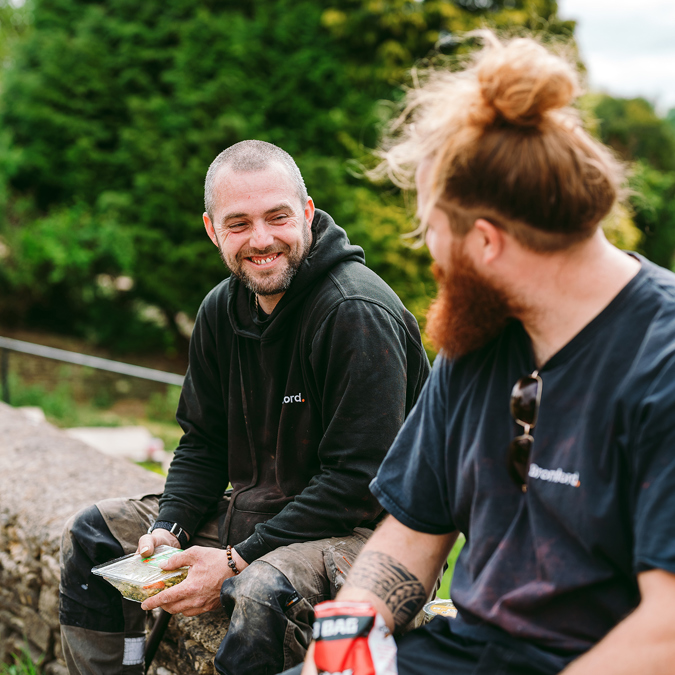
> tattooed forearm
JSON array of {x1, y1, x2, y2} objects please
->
[{"x1": 344, "y1": 550, "x2": 426, "y2": 631}]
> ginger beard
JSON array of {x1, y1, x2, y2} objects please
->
[{"x1": 425, "y1": 243, "x2": 516, "y2": 358}]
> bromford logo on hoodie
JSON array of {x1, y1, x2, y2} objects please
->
[
  {"x1": 528, "y1": 463, "x2": 581, "y2": 487},
  {"x1": 283, "y1": 393, "x2": 305, "y2": 404}
]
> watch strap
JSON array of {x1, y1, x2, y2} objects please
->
[{"x1": 148, "y1": 520, "x2": 189, "y2": 549}]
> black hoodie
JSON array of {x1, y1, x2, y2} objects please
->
[{"x1": 158, "y1": 210, "x2": 430, "y2": 563}]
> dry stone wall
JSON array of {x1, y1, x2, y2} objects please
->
[{"x1": 0, "y1": 403, "x2": 225, "y2": 674}]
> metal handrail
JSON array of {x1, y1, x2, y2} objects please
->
[{"x1": 0, "y1": 335, "x2": 184, "y2": 403}]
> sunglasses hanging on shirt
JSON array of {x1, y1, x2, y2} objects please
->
[{"x1": 507, "y1": 370, "x2": 543, "y2": 493}]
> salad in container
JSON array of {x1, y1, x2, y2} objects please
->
[{"x1": 91, "y1": 545, "x2": 188, "y2": 603}]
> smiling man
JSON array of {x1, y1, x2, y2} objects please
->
[{"x1": 58, "y1": 140, "x2": 430, "y2": 675}]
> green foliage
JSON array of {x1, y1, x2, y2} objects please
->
[
  {"x1": 0, "y1": 0, "x2": 574, "y2": 353},
  {"x1": 7, "y1": 371, "x2": 75, "y2": 422},
  {"x1": 600, "y1": 204, "x2": 643, "y2": 253},
  {"x1": 0, "y1": 0, "x2": 31, "y2": 66},
  {"x1": 438, "y1": 534, "x2": 466, "y2": 600},
  {"x1": 586, "y1": 94, "x2": 675, "y2": 268},
  {"x1": 146, "y1": 384, "x2": 181, "y2": 423},
  {"x1": 629, "y1": 162, "x2": 675, "y2": 270},
  {"x1": 0, "y1": 644, "x2": 43, "y2": 675},
  {"x1": 592, "y1": 95, "x2": 675, "y2": 172}
]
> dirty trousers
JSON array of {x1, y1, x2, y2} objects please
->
[{"x1": 59, "y1": 494, "x2": 372, "y2": 675}]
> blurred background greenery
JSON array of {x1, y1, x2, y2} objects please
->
[{"x1": 0, "y1": 0, "x2": 671, "y2": 363}]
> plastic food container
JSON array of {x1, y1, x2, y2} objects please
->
[
  {"x1": 91, "y1": 545, "x2": 188, "y2": 603},
  {"x1": 423, "y1": 599, "x2": 457, "y2": 621}
]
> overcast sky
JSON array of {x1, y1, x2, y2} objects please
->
[{"x1": 558, "y1": 0, "x2": 675, "y2": 113}]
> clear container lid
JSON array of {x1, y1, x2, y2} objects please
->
[
  {"x1": 91, "y1": 545, "x2": 188, "y2": 586},
  {"x1": 423, "y1": 598, "x2": 457, "y2": 619}
]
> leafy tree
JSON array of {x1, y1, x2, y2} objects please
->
[
  {"x1": 592, "y1": 95, "x2": 675, "y2": 172},
  {"x1": 0, "y1": 0, "x2": 574, "y2": 353},
  {"x1": 629, "y1": 162, "x2": 675, "y2": 270},
  {"x1": 585, "y1": 94, "x2": 675, "y2": 268}
]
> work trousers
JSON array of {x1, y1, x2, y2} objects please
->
[
  {"x1": 59, "y1": 493, "x2": 372, "y2": 675},
  {"x1": 395, "y1": 617, "x2": 577, "y2": 675}
]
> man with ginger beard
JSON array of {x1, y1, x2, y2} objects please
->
[
  {"x1": 300, "y1": 32, "x2": 675, "y2": 675},
  {"x1": 58, "y1": 140, "x2": 430, "y2": 675},
  {"x1": 425, "y1": 247, "x2": 516, "y2": 360}
]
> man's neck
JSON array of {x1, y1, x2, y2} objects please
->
[
  {"x1": 512, "y1": 234, "x2": 641, "y2": 368},
  {"x1": 256, "y1": 292, "x2": 284, "y2": 315}
]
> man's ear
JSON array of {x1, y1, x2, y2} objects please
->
[
  {"x1": 304, "y1": 197, "x2": 315, "y2": 229},
  {"x1": 471, "y1": 218, "x2": 505, "y2": 266},
  {"x1": 203, "y1": 213, "x2": 219, "y2": 248}
]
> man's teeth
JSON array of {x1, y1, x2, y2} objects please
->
[{"x1": 251, "y1": 254, "x2": 279, "y2": 265}]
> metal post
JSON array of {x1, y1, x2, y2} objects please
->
[
  {"x1": 1, "y1": 348, "x2": 9, "y2": 404},
  {"x1": 145, "y1": 609, "x2": 172, "y2": 673}
]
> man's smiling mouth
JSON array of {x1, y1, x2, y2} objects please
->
[{"x1": 248, "y1": 252, "x2": 282, "y2": 266}]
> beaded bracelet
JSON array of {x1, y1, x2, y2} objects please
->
[{"x1": 226, "y1": 545, "x2": 240, "y2": 575}]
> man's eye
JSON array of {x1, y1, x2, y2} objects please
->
[
  {"x1": 273, "y1": 214, "x2": 289, "y2": 222},
  {"x1": 228, "y1": 222, "x2": 246, "y2": 230}
]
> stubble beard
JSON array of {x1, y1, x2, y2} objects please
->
[
  {"x1": 425, "y1": 243, "x2": 517, "y2": 359},
  {"x1": 218, "y1": 219, "x2": 311, "y2": 296}
]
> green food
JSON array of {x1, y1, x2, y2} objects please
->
[{"x1": 106, "y1": 569, "x2": 188, "y2": 603}]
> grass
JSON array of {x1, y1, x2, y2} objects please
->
[
  {"x1": 437, "y1": 534, "x2": 465, "y2": 600},
  {"x1": 0, "y1": 645, "x2": 43, "y2": 675}
]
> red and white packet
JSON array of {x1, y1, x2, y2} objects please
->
[{"x1": 312, "y1": 601, "x2": 398, "y2": 675}]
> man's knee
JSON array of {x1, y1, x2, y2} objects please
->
[
  {"x1": 60, "y1": 504, "x2": 127, "y2": 632},
  {"x1": 221, "y1": 561, "x2": 297, "y2": 613},
  {"x1": 62, "y1": 504, "x2": 123, "y2": 574}
]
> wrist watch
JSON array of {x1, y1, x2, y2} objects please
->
[{"x1": 148, "y1": 520, "x2": 189, "y2": 550}]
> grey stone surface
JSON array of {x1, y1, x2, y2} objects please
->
[{"x1": 0, "y1": 403, "x2": 225, "y2": 673}]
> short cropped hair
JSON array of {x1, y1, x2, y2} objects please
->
[
  {"x1": 204, "y1": 140, "x2": 308, "y2": 220},
  {"x1": 377, "y1": 31, "x2": 626, "y2": 252}
]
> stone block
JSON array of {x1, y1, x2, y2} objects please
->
[
  {"x1": 39, "y1": 586, "x2": 60, "y2": 629},
  {"x1": 53, "y1": 631, "x2": 64, "y2": 661},
  {"x1": 0, "y1": 607, "x2": 25, "y2": 635},
  {"x1": 0, "y1": 403, "x2": 236, "y2": 674},
  {"x1": 44, "y1": 660, "x2": 69, "y2": 675},
  {"x1": 22, "y1": 605, "x2": 52, "y2": 653},
  {"x1": 4, "y1": 632, "x2": 44, "y2": 667},
  {"x1": 153, "y1": 667, "x2": 178, "y2": 675},
  {"x1": 41, "y1": 553, "x2": 61, "y2": 587},
  {"x1": 181, "y1": 639, "x2": 216, "y2": 675}
]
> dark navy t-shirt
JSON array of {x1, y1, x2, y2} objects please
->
[{"x1": 371, "y1": 255, "x2": 675, "y2": 659}]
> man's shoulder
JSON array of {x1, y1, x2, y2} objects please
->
[
  {"x1": 316, "y1": 259, "x2": 406, "y2": 313},
  {"x1": 303, "y1": 260, "x2": 421, "y2": 340},
  {"x1": 190, "y1": 277, "x2": 233, "y2": 341},
  {"x1": 198, "y1": 277, "x2": 232, "y2": 317}
]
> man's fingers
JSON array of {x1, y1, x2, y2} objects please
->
[
  {"x1": 152, "y1": 595, "x2": 206, "y2": 616},
  {"x1": 141, "y1": 582, "x2": 189, "y2": 611},
  {"x1": 161, "y1": 551, "x2": 189, "y2": 570},
  {"x1": 137, "y1": 534, "x2": 155, "y2": 557}
]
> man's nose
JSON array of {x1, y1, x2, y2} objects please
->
[{"x1": 249, "y1": 222, "x2": 274, "y2": 250}]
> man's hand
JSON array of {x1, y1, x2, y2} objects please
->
[
  {"x1": 140, "y1": 545, "x2": 249, "y2": 616},
  {"x1": 136, "y1": 529, "x2": 181, "y2": 557}
]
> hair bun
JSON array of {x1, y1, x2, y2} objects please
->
[{"x1": 475, "y1": 35, "x2": 580, "y2": 127}]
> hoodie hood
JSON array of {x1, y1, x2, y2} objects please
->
[{"x1": 227, "y1": 209, "x2": 365, "y2": 339}]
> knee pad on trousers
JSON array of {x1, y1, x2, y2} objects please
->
[
  {"x1": 220, "y1": 560, "x2": 298, "y2": 614},
  {"x1": 216, "y1": 562, "x2": 305, "y2": 675},
  {"x1": 60, "y1": 505, "x2": 126, "y2": 632}
]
